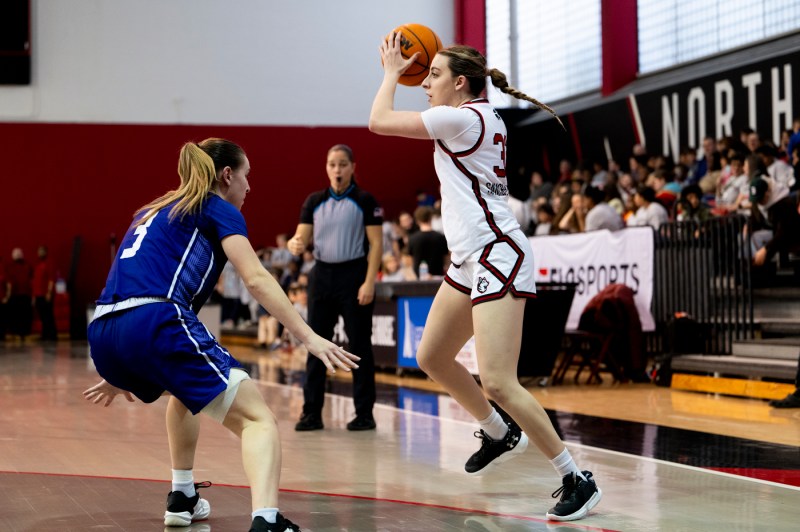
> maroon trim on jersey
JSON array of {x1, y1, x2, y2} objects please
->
[
  {"x1": 436, "y1": 106, "x2": 485, "y2": 158},
  {"x1": 471, "y1": 235, "x2": 525, "y2": 305},
  {"x1": 450, "y1": 154, "x2": 503, "y2": 239},
  {"x1": 436, "y1": 103, "x2": 503, "y2": 239},
  {"x1": 473, "y1": 289, "x2": 537, "y2": 305},
  {"x1": 509, "y1": 288, "x2": 537, "y2": 298},
  {"x1": 444, "y1": 274, "x2": 471, "y2": 294}
]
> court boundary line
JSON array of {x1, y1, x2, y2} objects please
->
[
  {"x1": 0, "y1": 470, "x2": 617, "y2": 532},
  {"x1": 259, "y1": 381, "x2": 800, "y2": 491}
]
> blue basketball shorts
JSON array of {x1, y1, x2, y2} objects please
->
[
  {"x1": 88, "y1": 301, "x2": 243, "y2": 414},
  {"x1": 444, "y1": 229, "x2": 537, "y2": 305}
]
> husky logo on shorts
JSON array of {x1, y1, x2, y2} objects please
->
[{"x1": 476, "y1": 276, "x2": 489, "y2": 293}]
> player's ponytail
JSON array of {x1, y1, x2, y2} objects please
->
[
  {"x1": 135, "y1": 138, "x2": 245, "y2": 225},
  {"x1": 487, "y1": 68, "x2": 564, "y2": 130}
]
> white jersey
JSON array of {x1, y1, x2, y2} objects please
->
[{"x1": 421, "y1": 99, "x2": 520, "y2": 264}]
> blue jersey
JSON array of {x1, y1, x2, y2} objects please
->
[{"x1": 98, "y1": 194, "x2": 248, "y2": 313}]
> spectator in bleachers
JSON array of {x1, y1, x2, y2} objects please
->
[
  {"x1": 568, "y1": 173, "x2": 586, "y2": 196},
  {"x1": 529, "y1": 170, "x2": 553, "y2": 205},
  {"x1": 748, "y1": 177, "x2": 800, "y2": 268},
  {"x1": 299, "y1": 248, "x2": 315, "y2": 275},
  {"x1": 218, "y1": 260, "x2": 242, "y2": 329},
  {"x1": 715, "y1": 151, "x2": 749, "y2": 214},
  {"x1": 379, "y1": 252, "x2": 412, "y2": 282},
  {"x1": 580, "y1": 185, "x2": 624, "y2": 232},
  {"x1": 628, "y1": 185, "x2": 669, "y2": 229},
  {"x1": 745, "y1": 131, "x2": 761, "y2": 153},
  {"x1": 590, "y1": 160, "x2": 608, "y2": 187},
  {"x1": 649, "y1": 167, "x2": 680, "y2": 215},
  {"x1": 407, "y1": 206, "x2": 449, "y2": 278},
  {"x1": 616, "y1": 171, "x2": 637, "y2": 209},
  {"x1": 415, "y1": 189, "x2": 436, "y2": 207},
  {"x1": 629, "y1": 153, "x2": 651, "y2": 184},
  {"x1": 393, "y1": 211, "x2": 418, "y2": 255},
  {"x1": 679, "y1": 146, "x2": 699, "y2": 185},
  {"x1": 739, "y1": 127, "x2": 755, "y2": 148},
  {"x1": 692, "y1": 136, "x2": 719, "y2": 183},
  {"x1": 676, "y1": 184, "x2": 712, "y2": 223},
  {"x1": 738, "y1": 153, "x2": 770, "y2": 211},
  {"x1": 554, "y1": 192, "x2": 583, "y2": 234},
  {"x1": 255, "y1": 269, "x2": 281, "y2": 350},
  {"x1": 0, "y1": 256, "x2": 8, "y2": 341},
  {"x1": 269, "y1": 233, "x2": 293, "y2": 271},
  {"x1": 381, "y1": 218, "x2": 398, "y2": 255},
  {"x1": 278, "y1": 259, "x2": 301, "y2": 294},
  {"x1": 602, "y1": 177, "x2": 627, "y2": 218},
  {"x1": 756, "y1": 144, "x2": 796, "y2": 191},
  {"x1": 787, "y1": 117, "x2": 800, "y2": 164},
  {"x1": 6, "y1": 247, "x2": 33, "y2": 342},
  {"x1": 533, "y1": 203, "x2": 555, "y2": 236},
  {"x1": 33, "y1": 245, "x2": 57, "y2": 341},
  {"x1": 431, "y1": 198, "x2": 444, "y2": 233},
  {"x1": 779, "y1": 129, "x2": 793, "y2": 161},
  {"x1": 555, "y1": 158, "x2": 573, "y2": 183},
  {"x1": 282, "y1": 282, "x2": 309, "y2": 349}
]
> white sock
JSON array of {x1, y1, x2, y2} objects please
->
[
  {"x1": 253, "y1": 508, "x2": 279, "y2": 524},
  {"x1": 478, "y1": 409, "x2": 508, "y2": 441},
  {"x1": 549, "y1": 448, "x2": 586, "y2": 481},
  {"x1": 171, "y1": 469, "x2": 196, "y2": 497}
]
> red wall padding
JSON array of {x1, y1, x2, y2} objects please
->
[{"x1": 0, "y1": 122, "x2": 438, "y2": 326}]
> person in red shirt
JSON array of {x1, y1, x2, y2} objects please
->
[
  {"x1": 33, "y1": 245, "x2": 58, "y2": 341},
  {"x1": 6, "y1": 247, "x2": 33, "y2": 341},
  {"x1": 0, "y1": 257, "x2": 9, "y2": 342}
]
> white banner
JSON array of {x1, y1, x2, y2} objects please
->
[{"x1": 529, "y1": 227, "x2": 655, "y2": 331}]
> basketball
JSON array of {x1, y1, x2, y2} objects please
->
[{"x1": 387, "y1": 23, "x2": 443, "y2": 86}]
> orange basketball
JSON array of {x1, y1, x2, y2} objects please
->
[{"x1": 388, "y1": 23, "x2": 443, "y2": 86}]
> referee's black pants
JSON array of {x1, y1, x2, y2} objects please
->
[{"x1": 303, "y1": 258, "x2": 376, "y2": 418}]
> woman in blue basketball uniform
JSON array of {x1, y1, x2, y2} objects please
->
[
  {"x1": 368, "y1": 34, "x2": 601, "y2": 522},
  {"x1": 83, "y1": 138, "x2": 358, "y2": 532}
]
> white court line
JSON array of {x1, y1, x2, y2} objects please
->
[{"x1": 259, "y1": 380, "x2": 800, "y2": 492}]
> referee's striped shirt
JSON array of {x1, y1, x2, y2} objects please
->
[{"x1": 299, "y1": 184, "x2": 383, "y2": 264}]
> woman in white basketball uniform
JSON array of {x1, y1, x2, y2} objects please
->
[{"x1": 369, "y1": 33, "x2": 601, "y2": 522}]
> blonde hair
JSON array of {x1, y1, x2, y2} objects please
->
[
  {"x1": 438, "y1": 45, "x2": 565, "y2": 130},
  {"x1": 135, "y1": 138, "x2": 245, "y2": 225}
]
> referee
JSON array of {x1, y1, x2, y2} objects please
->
[{"x1": 288, "y1": 144, "x2": 384, "y2": 431}]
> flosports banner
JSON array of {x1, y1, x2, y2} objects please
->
[{"x1": 529, "y1": 227, "x2": 655, "y2": 331}]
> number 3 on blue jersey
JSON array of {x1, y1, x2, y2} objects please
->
[{"x1": 121, "y1": 213, "x2": 156, "y2": 259}]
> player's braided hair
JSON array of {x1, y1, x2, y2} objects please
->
[
  {"x1": 439, "y1": 45, "x2": 565, "y2": 130},
  {"x1": 135, "y1": 138, "x2": 245, "y2": 225}
]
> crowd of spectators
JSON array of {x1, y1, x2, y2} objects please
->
[
  {"x1": 507, "y1": 122, "x2": 800, "y2": 276},
  {"x1": 0, "y1": 245, "x2": 59, "y2": 343},
  {"x1": 373, "y1": 122, "x2": 800, "y2": 282}
]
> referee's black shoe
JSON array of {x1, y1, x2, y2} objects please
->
[
  {"x1": 294, "y1": 413, "x2": 324, "y2": 431},
  {"x1": 346, "y1": 415, "x2": 376, "y2": 431}
]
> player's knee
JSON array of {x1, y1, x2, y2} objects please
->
[
  {"x1": 416, "y1": 350, "x2": 440, "y2": 374},
  {"x1": 481, "y1": 374, "x2": 514, "y2": 405}
]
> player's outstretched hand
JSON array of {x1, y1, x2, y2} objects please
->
[
  {"x1": 83, "y1": 379, "x2": 135, "y2": 407},
  {"x1": 305, "y1": 336, "x2": 360, "y2": 374}
]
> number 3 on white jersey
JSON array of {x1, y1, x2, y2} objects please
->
[{"x1": 120, "y1": 213, "x2": 156, "y2": 259}]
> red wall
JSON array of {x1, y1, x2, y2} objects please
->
[{"x1": 0, "y1": 122, "x2": 438, "y2": 329}]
